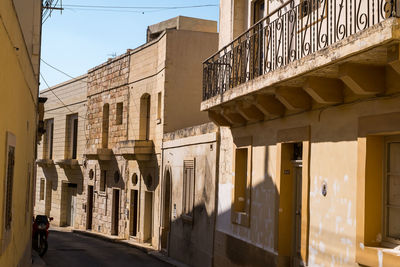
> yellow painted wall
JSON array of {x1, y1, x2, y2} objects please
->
[
  {"x1": 0, "y1": 0, "x2": 41, "y2": 266},
  {"x1": 215, "y1": 94, "x2": 400, "y2": 266}
]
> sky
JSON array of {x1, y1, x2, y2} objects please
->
[{"x1": 40, "y1": 0, "x2": 220, "y2": 90}]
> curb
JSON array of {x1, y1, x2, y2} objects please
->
[{"x1": 71, "y1": 229, "x2": 182, "y2": 266}]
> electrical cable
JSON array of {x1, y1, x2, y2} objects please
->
[
  {"x1": 49, "y1": 3, "x2": 218, "y2": 15},
  {"x1": 40, "y1": 73, "x2": 86, "y2": 120},
  {"x1": 62, "y1": 4, "x2": 218, "y2": 9},
  {"x1": 41, "y1": 59, "x2": 87, "y2": 84},
  {"x1": 40, "y1": 73, "x2": 90, "y2": 143}
]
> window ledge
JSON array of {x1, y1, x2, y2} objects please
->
[
  {"x1": 357, "y1": 245, "x2": 400, "y2": 266},
  {"x1": 231, "y1": 211, "x2": 250, "y2": 227},
  {"x1": 182, "y1": 214, "x2": 193, "y2": 224},
  {"x1": 98, "y1": 191, "x2": 107, "y2": 197}
]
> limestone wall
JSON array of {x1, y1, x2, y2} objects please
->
[
  {"x1": 86, "y1": 53, "x2": 130, "y2": 151},
  {"x1": 35, "y1": 75, "x2": 87, "y2": 228},
  {"x1": 162, "y1": 123, "x2": 219, "y2": 267}
]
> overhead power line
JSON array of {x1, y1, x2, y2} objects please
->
[
  {"x1": 40, "y1": 73, "x2": 75, "y2": 114},
  {"x1": 41, "y1": 59, "x2": 80, "y2": 81},
  {"x1": 58, "y1": 4, "x2": 218, "y2": 14},
  {"x1": 40, "y1": 73, "x2": 87, "y2": 121},
  {"x1": 62, "y1": 4, "x2": 218, "y2": 9}
]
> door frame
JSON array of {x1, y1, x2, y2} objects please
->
[
  {"x1": 161, "y1": 166, "x2": 172, "y2": 252},
  {"x1": 275, "y1": 126, "x2": 310, "y2": 266},
  {"x1": 291, "y1": 160, "x2": 303, "y2": 266},
  {"x1": 130, "y1": 189, "x2": 139, "y2": 237},
  {"x1": 112, "y1": 188, "x2": 120, "y2": 236},
  {"x1": 87, "y1": 185, "x2": 94, "y2": 230}
]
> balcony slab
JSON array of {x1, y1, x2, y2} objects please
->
[
  {"x1": 117, "y1": 140, "x2": 154, "y2": 161},
  {"x1": 55, "y1": 159, "x2": 80, "y2": 169},
  {"x1": 36, "y1": 159, "x2": 54, "y2": 168},
  {"x1": 84, "y1": 148, "x2": 113, "y2": 161}
]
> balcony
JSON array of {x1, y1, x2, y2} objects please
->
[
  {"x1": 84, "y1": 148, "x2": 113, "y2": 161},
  {"x1": 36, "y1": 159, "x2": 54, "y2": 168},
  {"x1": 55, "y1": 159, "x2": 81, "y2": 169},
  {"x1": 117, "y1": 140, "x2": 154, "y2": 161},
  {"x1": 202, "y1": 0, "x2": 400, "y2": 126}
]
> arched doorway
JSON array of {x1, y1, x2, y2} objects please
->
[
  {"x1": 139, "y1": 94, "x2": 150, "y2": 140},
  {"x1": 161, "y1": 168, "x2": 171, "y2": 251},
  {"x1": 102, "y1": 103, "x2": 109, "y2": 148}
]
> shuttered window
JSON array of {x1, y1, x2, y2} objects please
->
[
  {"x1": 100, "y1": 170, "x2": 107, "y2": 192},
  {"x1": 43, "y1": 119, "x2": 54, "y2": 159},
  {"x1": 5, "y1": 141, "x2": 15, "y2": 230},
  {"x1": 40, "y1": 178, "x2": 45, "y2": 200},
  {"x1": 183, "y1": 160, "x2": 195, "y2": 219},
  {"x1": 116, "y1": 102, "x2": 123, "y2": 125},
  {"x1": 66, "y1": 114, "x2": 78, "y2": 159},
  {"x1": 384, "y1": 136, "x2": 400, "y2": 243}
]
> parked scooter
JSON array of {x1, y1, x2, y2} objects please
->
[{"x1": 32, "y1": 215, "x2": 53, "y2": 257}]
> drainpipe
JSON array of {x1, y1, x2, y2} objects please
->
[
  {"x1": 211, "y1": 126, "x2": 221, "y2": 267},
  {"x1": 126, "y1": 52, "x2": 131, "y2": 141},
  {"x1": 159, "y1": 142, "x2": 164, "y2": 252}
]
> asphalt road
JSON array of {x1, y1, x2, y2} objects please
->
[{"x1": 42, "y1": 230, "x2": 172, "y2": 267}]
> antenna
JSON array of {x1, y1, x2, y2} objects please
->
[
  {"x1": 107, "y1": 53, "x2": 117, "y2": 58},
  {"x1": 42, "y1": 0, "x2": 64, "y2": 23}
]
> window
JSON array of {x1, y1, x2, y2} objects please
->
[
  {"x1": 89, "y1": 169, "x2": 94, "y2": 180},
  {"x1": 4, "y1": 132, "x2": 16, "y2": 230},
  {"x1": 40, "y1": 178, "x2": 45, "y2": 201},
  {"x1": 231, "y1": 138, "x2": 252, "y2": 227},
  {"x1": 355, "y1": 113, "x2": 400, "y2": 266},
  {"x1": 300, "y1": 0, "x2": 321, "y2": 19},
  {"x1": 139, "y1": 94, "x2": 151, "y2": 140},
  {"x1": 234, "y1": 148, "x2": 248, "y2": 212},
  {"x1": 66, "y1": 114, "x2": 78, "y2": 159},
  {"x1": 25, "y1": 164, "x2": 31, "y2": 224},
  {"x1": 43, "y1": 119, "x2": 54, "y2": 159},
  {"x1": 100, "y1": 170, "x2": 107, "y2": 192},
  {"x1": 116, "y1": 102, "x2": 123, "y2": 125},
  {"x1": 384, "y1": 136, "x2": 400, "y2": 243},
  {"x1": 102, "y1": 104, "x2": 110, "y2": 148},
  {"x1": 157, "y1": 92, "x2": 162, "y2": 122},
  {"x1": 183, "y1": 160, "x2": 195, "y2": 219},
  {"x1": 253, "y1": 0, "x2": 264, "y2": 24}
]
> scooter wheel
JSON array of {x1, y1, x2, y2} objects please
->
[{"x1": 38, "y1": 238, "x2": 48, "y2": 257}]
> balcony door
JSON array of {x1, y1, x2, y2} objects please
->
[
  {"x1": 139, "y1": 94, "x2": 151, "y2": 140},
  {"x1": 253, "y1": 0, "x2": 264, "y2": 24},
  {"x1": 102, "y1": 104, "x2": 109, "y2": 148}
]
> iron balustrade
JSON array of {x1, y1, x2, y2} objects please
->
[{"x1": 203, "y1": 0, "x2": 400, "y2": 101}]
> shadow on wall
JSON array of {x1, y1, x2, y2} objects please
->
[
  {"x1": 165, "y1": 156, "x2": 216, "y2": 267},
  {"x1": 137, "y1": 154, "x2": 160, "y2": 192},
  {"x1": 214, "y1": 139, "x2": 279, "y2": 267},
  {"x1": 42, "y1": 164, "x2": 59, "y2": 191},
  {"x1": 96, "y1": 156, "x2": 127, "y2": 191},
  {"x1": 63, "y1": 167, "x2": 84, "y2": 195}
]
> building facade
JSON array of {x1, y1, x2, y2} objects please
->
[
  {"x1": 35, "y1": 75, "x2": 88, "y2": 229},
  {"x1": 161, "y1": 123, "x2": 219, "y2": 267},
  {"x1": 77, "y1": 16, "x2": 218, "y2": 251},
  {"x1": 0, "y1": 0, "x2": 42, "y2": 266},
  {"x1": 202, "y1": 1, "x2": 400, "y2": 267}
]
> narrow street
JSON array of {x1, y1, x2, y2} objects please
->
[{"x1": 42, "y1": 230, "x2": 171, "y2": 267}]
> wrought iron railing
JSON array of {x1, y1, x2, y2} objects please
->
[{"x1": 203, "y1": 0, "x2": 399, "y2": 101}]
